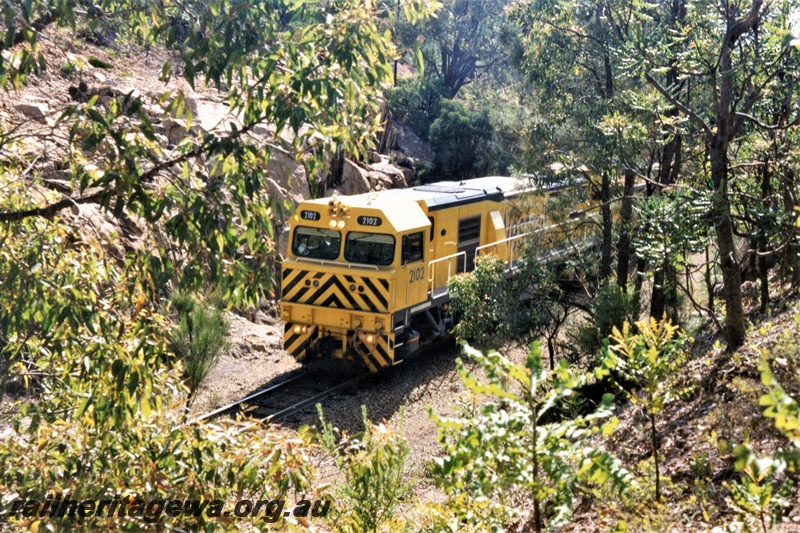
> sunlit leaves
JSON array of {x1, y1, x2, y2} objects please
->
[
  {"x1": 726, "y1": 314, "x2": 800, "y2": 529},
  {"x1": 607, "y1": 318, "x2": 686, "y2": 416},
  {"x1": 430, "y1": 342, "x2": 632, "y2": 531},
  {"x1": 607, "y1": 317, "x2": 688, "y2": 501},
  {"x1": 0, "y1": 0, "x2": 442, "y2": 529},
  {"x1": 1, "y1": 0, "x2": 438, "y2": 308},
  {"x1": 0, "y1": 211, "x2": 317, "y2": 529}
]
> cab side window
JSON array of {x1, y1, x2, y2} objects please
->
[{"x1": 402, "y1": 232, "x2": 424, "y2": 265}]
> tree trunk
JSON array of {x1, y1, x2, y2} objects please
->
[
  {"x1": 600, "y1": 172, "x2": 613, "y2": 280},
  {"x1": 758, "y1": 163, "x2": 771, "y2": 313},
  {"x1": 648, "y1": 130, "x2": 682, "y2": 320},
  {"x1": 650, "y1": 269, "x2": 666, "y2": 321},
  {"x1": 634, "y1": 256, "x2": 647, "y2": 296},
  {"x1": 705, "y1": 244, "x2": 715, "y2": 315},
  {"x1": 782, "y1": 169, "x2": 800, "y2": 288},
  {"x1": 705, "y1": 2, "x2": 764, "y2": 349},
  {"x1": 710, "y1": 144, "x2": 746, "y2": 347},
  {"x1": 651, "y1": 411, "x2": 661, "y2": 502},
  {"x1": 616, "y1": 170, "x2": 636, "y2": 290}
]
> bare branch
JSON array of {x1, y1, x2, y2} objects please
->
[
  {"x1": 645, "y1": 72, "x2": 714, "y2": 137},
  {"x1": 734, "y1": 111, "x2": 800, "y2": 131},
  {"x1": 0, "y1": 190, "x2": 106, "y2": 223}
]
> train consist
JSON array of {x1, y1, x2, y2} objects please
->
[{"x1": 279, "y1": 175, "x2": 596, "y2": 372}]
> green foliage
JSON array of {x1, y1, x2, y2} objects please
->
[
  {"x1": 572, "y1": 284, "x2": 638, "y2": 363},
  {"x1": 607, "y1": 318, "x2": 688, "y2": 416},
  {"x1": 759, "y1": 358, "x2": 800, "y2": 448},
  {"x1": 428, "y1": 100, "x2": 510, "y2": 181},
  {"x1": 0, "y1": 0, "x2": 439, "y2": 308},
  {"x1": 448, "y1": 253, "x2": 562, "y2": 351},
  {"x1": 726, "y1": 312, "x2": 800, "y2": 532},
  {"x1": 385, "y1": 76, "x2": 447, "y2": 141},
  {"x1": 430, "y1": 342, "x2": 632, "y2": 532},
  {"x1": 0, "y1": 216, "x2": 315, "y2": 530},
  {"x1": 607, "y1": 318, "x2": 688, "y2": 501},
  {"x1": 168, "y1": 292, "x2": 230, "y2": 399},
  {"x1": 447, "y1": 254, "x2": 508, "y2": 347},
  {"x1": 633, "y1": 189, "x2": 713, "y2": 258},
  {"x1": 0, "y1": 1, "x2": 439, "y2": 529},
  {"x1": 392, "y1": 0, "x2": 513, "y2": 98},
  {"x1": 317, "y1": 405, "x2": 412, "y2": 533},
  {"x1": 634, "y1": 189, "x2": 713, "y2": 321},
  {"x1": 725, "y1": 447, "x2": 794, "y2": 533}
]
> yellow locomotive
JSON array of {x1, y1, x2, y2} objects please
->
[{"x1": 279, "y1": 175, "x2": 596, "y2": 372}]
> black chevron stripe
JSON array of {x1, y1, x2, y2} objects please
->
[
  {"x1": 285, "y1": 333, "x2": 301, "y2": 351},
  {"x1": 305, "y1": 275, "x2": 338, "y2": 303},
  {"x1": 307, "y1": 276, "x2": 362, "y2": 310},
  {"x1": 369, "y1": 277, "x2": 390, "y2": 301},
  {"x1": 286, "y1": 287, "x2": 306, "y2": 302},
  {"x1": 356, "y1": 292, "x2": 380, "y2": 313},
  {"x1": 336, "y1": 281, "x2": 360, "y2": 308},
  {"x1": 284, "y1": 272, "x2": 388, "y2": 313},
  {"x1": 362, "y1": 278, "x2": 388, "y2": 309},
  {"x1": 321, "y1": 293, "x2": 346, "y2": 308},
  {"x1": 281, "y1": 269, "x2": 304, "y2": 296},
  {"x1": 375, "y1": 342, "x2": 390, "y2": 366},
  {"x1": 285, "y1": 322, "x2": 293, "y2": 334},
  {"x1": 316, "y1": 275, "x2": 360, "y2": 308}
]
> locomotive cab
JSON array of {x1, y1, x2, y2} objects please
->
[{"x1": 280, "y1": 194, "x2": 433, "y2": 372}]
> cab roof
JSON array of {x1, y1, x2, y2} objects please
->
[{"x1": 303, "y1": 176, "x2": 530, "y2": 214}]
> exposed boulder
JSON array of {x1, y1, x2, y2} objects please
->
[
  {"x1": 287, "y1": 165, "x2": 311, "y2": 203},
  {"x1": 368, "y1": 171, "x2": 393, "y2": 191},
  {"x1": 265, "y1": 145, "x2": 310, "y2": 206},
  {"x1": 157, "y1": 117, "x2": 202, "y2": 146},
  {"x1": 196, "y1": 99, "x2": 237, "y2": 132},
  {"x1": 393, "y1": 122, "x2": 433, "y2": 166},
  {"x1": 342, "y1": 159, "x2": 370, "y2": 195},
  {"x1": 369, "y1": 159, "x2": 408, "y2": 189}
]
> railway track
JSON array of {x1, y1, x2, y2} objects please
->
[
  {"x1": 189, "y1": 369, "x2": 363, "y2": 427},
  {"x1": 189, "y1": 334, "x2": 455, "y2": 429}
]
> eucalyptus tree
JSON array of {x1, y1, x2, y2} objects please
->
[
  {"x1": 0, "y1": 0, "x2": 438, "y2": 528},
  {"x1": 394, "y1": 0, "x2": 514, "y2": 98},
  {"x1": 627, "y1": 0, "x2": 800, "y2": 347},
  {"x1": 0, "y1": 0, "x2": 438, "y2": 305},
  {"x1": 509, "y1": 0, "x2": 650, "y2": 284}
]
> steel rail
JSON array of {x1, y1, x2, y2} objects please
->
[{"x1": 187, "y1": 372, "x2": 308, "y2": 425}]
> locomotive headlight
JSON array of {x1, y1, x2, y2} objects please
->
[
  {"x1": 328, "y1": 220, "x2": 337, "y2": 229},
  {"x1": 301, "y1": 325, "x2": 308, "y2": 334},
  {"x1": 293, "y1": 325, "x2": 302, "y2": 334},
  {"x1": 365, "y1": 334, "x2": 375, "y2": 344},
  {"x1": 336, "y1": 220, "x2": 345, "y2": 229}
]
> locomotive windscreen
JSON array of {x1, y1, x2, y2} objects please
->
[
  {"x1": 292, "y1": 227, "x2": 341, "y2": 259},
  {"x1": 344, "y1": 232, "x2": 395, "y2": 266}
]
